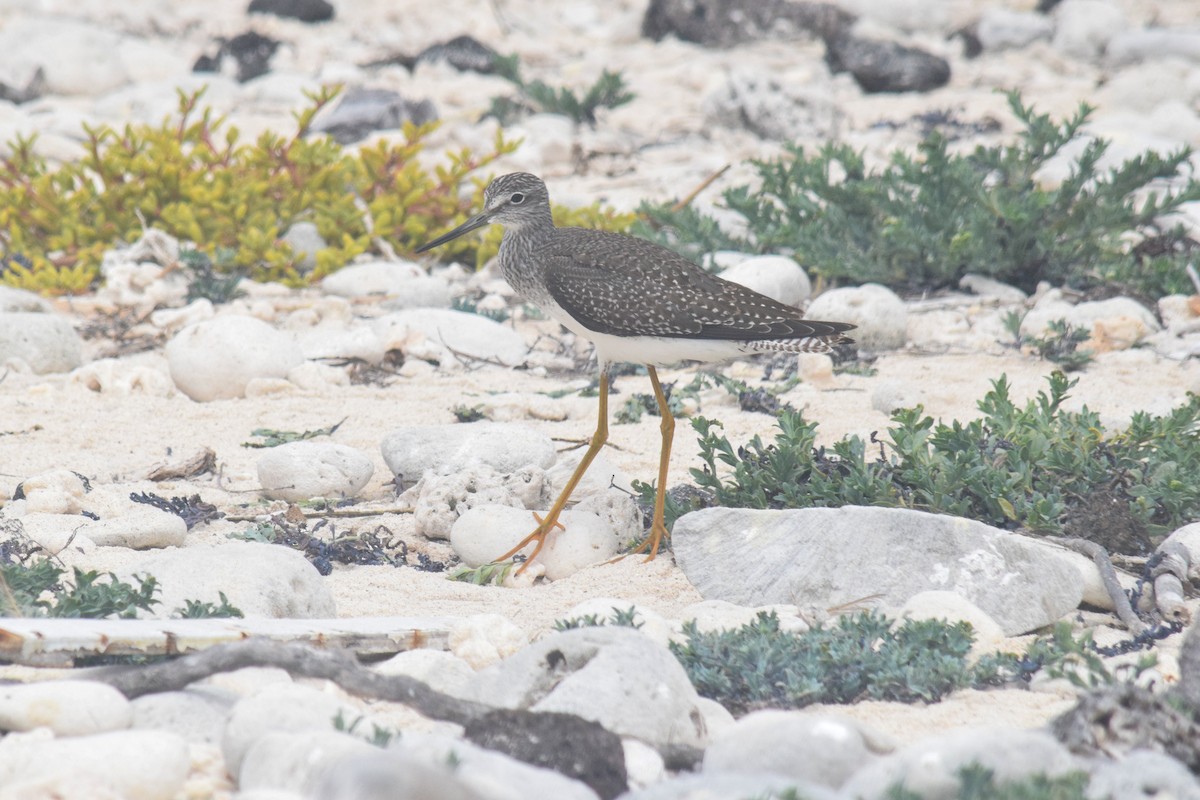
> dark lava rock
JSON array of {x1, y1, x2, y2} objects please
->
[
  {"x1": 193, "y1": 31, "x2": 281, "y2": 83},
  {"x1": 311, "y1": 87, "x2": 437, "y2": 144},
  {"x1": 952, "y1": 24, "x2": 984, "y2": 59},
  {"x1": 825, "y1": 33, "x2": 951, "y2": 93},
  {"x1": 0, "y1": 67, "x2": 44, "y2": 105},
  {"x1": 364, "y1": 35, "x2": 500, "y2": 75},
  {"x1": 417, "y1": 35, "x2": 500, "y2": 73},
  {"x1": 464, "y1": 709, "x2": 627, "y2": 800},
  {"x1": 248, "y1": 0, "x2": 334, "y2": 23},
  {"x1": 643, "y1": 0, "x2": 852, "y2": 48}
]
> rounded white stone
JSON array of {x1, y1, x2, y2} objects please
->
[
  {"x1": 69, "y1": 357, "x2": 175, "y2": 396},
  {"x1": 719, "y1": 255, "x2": 812, "y2": 306},
  {"x1": 409, "y1": 465, "x2": 543, "y2": 541},
  {"x1": 15, "y1": 469, "x2": 88, "y2": 514},
  {"x1": 149, "y1": 299, "x2": 215, "y2": 332},
  {"x1": 222, "y1": 683, "x2": 365, "y2": 777},
  {"x1": 256, "y1": 441, "x2": 375, "y2": 502},
  {"x1": 372, "y1": 308, "x2": 528, "y2": 367},
  {"x1": 890, "y1": 590, "x2": 1008, "y2": 658},
  {"x1": 0, "y1": 729, "x2": 189, "y2": 799},
  {"x1": 373, "y1": 649, "x2": 477, "y2": 695},
  {"x1": 450, "y1": 504, "x2": 619, "y2": 580},
  {"x1": 448, "y1": 613, "x2": 528, "y2": 670},
  {"x1": 295, "y1": 324, "x2": 387, "y2": 364},
  {"x1": 870, "y1": 379, "x2": 925, "y2": 414},
  {"x1": 976, "y1": 8, "x2": 1054, "y2": 51},
  {"x1": 381, "y1": 423, "x2": 555, "y2": 487},
  {"x1": 286, "y1": 361, "x2": 352, "y2": 390},
  {"x1": 240, "y1": 731, "x2": 375, "y2": 793},
  {"x1": 623, "y1": 738, "x2": 666, "y2": 789},
  {"x1": 806, "y1": 283, "x2": 907, "y2": 350},
  {"x1": 0, "y1": 287, "x2": 51, "y2": 313},
  {"x1": 165, "y1": 315, "x2": 305, "y2": 401},
  {"x1": 9, "y1": 513, "x2": 98, "y2": 556},
  {"x1": 0, "y1": 18, "x2": 130, "y2": 95},
  {"x1": 381, "y1": 276, "x2": 454, "y2": 310},
  {"x1": 320, "y1": 260, "x2": 423, "y2": 297},
  {"x1": 0, "y1": 312, "x2": 83, "y2": 374},
  {"x1": 0, "y1": 680, "x2": 132, "y2": 736},
  {"x1": 115, "y1": 541, "x2": 335, "y2": 619},
  {"x1": 131, "y1": 687, "x2": 236, "y2": 745},
  {"x1": 80, "y1": 506, "x2": 187, "y2": 549},
  {"x1": 704, "y1": 709, "x2": 889, "y2": 787}
]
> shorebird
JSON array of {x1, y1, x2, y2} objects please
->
[{"x1": 417, "y1": 173, "x2": 854, "y2": 573}]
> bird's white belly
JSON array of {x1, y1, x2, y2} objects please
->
[{"x1": 550, "y1": 307, "x2": 746, "y2": 367}]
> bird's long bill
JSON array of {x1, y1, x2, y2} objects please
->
[{"x1": 415, "y1": 211, "x2": 494, "y2": 253}]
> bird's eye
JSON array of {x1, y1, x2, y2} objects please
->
[{"x1": 510, "y1": 192, "x2": 525, "y2": 204}]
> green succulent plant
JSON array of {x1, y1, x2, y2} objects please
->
[{"x1": 0, "y1": 85, "x2": 634, "y2": 295}]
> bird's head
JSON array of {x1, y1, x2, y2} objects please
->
[{"x1": 416, "y1": 172, "x2": 550, "y2": 253}]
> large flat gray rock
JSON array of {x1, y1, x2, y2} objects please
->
[{"x1": 672, "y1": 506, "x2": 1084, "y2": 635}]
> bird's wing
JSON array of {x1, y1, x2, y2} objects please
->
[{"x1": 542, "y1": 235, "x2": 853, "y2": 342}]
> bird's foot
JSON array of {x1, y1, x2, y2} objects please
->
[
  {"x1": 493, "y1": 511, "x2": 565, "y2": 575},
  {"x1": 616, "y1": 521, "x2": 670, "y2": 563}
]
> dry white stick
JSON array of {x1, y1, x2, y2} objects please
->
[
  {"x1": 1049, "y1": 536, "x2": 1147, "y2": 634},
  {"x1": 1151, "y1": 539, "x2": 1194, "y2": 624}
]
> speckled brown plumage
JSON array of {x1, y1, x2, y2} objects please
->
[
  {"x1": 415, "y1": 172, "x2": 856, "y2": 574},
  {"x1": 420, "y1": 172, "x2": 854, "y2": 366}
]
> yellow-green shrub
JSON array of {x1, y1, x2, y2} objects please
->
[{"x1": 0, "y1": 86, "x2": 633, "y2": 295}]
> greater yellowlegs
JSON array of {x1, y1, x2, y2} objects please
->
[{"x1": 418, "y1": 173, "x2": 854, "y2": 572}]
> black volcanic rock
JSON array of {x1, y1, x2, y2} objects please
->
[
  {"x1": 642, "y1": 0, "x2": 852, "y2": 47},
  {"x1": 248, "y1": 0, "x2": 334, "y2": 23},
  {"x1": 825, "y1": 33, "x2": 951, "y2": 93}
]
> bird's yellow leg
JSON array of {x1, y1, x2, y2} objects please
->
[
  {"x1": 627, "y1": 365, "x2": 673, "y2": 560},
  {"x1": 496, "y1": 371, "x2": 610, "y2": 573}
]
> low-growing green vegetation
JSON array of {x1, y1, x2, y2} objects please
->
[
  {"x1": 670, "y1": 612, "x2": 1144, "y2": 716},
  {"x1": 554, "y1": 606, "x2": 642, "y2": 631},
  {"x1": 0, "y1": 86, "x2": 632, "y2": 294},
  {"x1": 180, "y1": 246, "x2": 246, "y2": 304},
  {"x1": 451, "y1": 296, "x2": 510, "y2": 323},
  {"x1": 487, "y1": 55, "x2": 634, "y2": 126},
  {"x1": 0, "y1": 547, "x2": 244, "y2": 619},
  {"x1": 754, "y1": 767, "x2": 1090, "y2": 800},
  {"x1": 241, "y1": 418, "x2": 346, "y2": 448},
  {"x1": 684, "y1": 371, "x2": 1200, "y2": 550},
  {"x1": 3, "y1": 563, "x2": 160, "y2": 619},
  {"x1": 333, "y1": 709, "x2": 400, "y2": 748},
  {"x1": 1022, "y1": 319, "x2": 1095, "y2": 372},
  {"x1": 451, "y1": 404, "x2": 487, "y2": 423},
  {"x1": 1004, "y1": 312, "x2": 1095, "y2": 372},
  {"x1": 887, "y1": 766, "x2": 1090, "y2": 800},
  {"x1": 635, "y1": 91, "x2": 1200, "y2": 298},
  {"x1": 447, "y1": 560, "x2": 520, "y2": 585},
  {"x1": 674, "y1": 611, "x2": 981, "y2": 712},
  {"x1": 174, "y1": 591, "x2": 245, "y2": 619}
]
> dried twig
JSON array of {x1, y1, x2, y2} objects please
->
[
  {"x1": 222, "y1": 506, "x2": 415, "y2": 523},
  {"x1": 88, "y1": 639, "x2": 489, "y2": 724},
  {"x1": 1048, "y1": 536, "x2": 1148, "y2": 635},
  {"x1": 442, "y1": 343, "x2": 520, "y2": 370},
  {"x1": 669, "y1": 165, "x2": 730, "y2": 213},
  {"x1": 83, "y1": 638, "x2": 706, "y2": 769},
  {"x1": 146, "y1": 447, "x2": 216, "y2": 481},
  {"x1": 1150, "y1": 538, "x2": 1194, "y2": 624}
]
